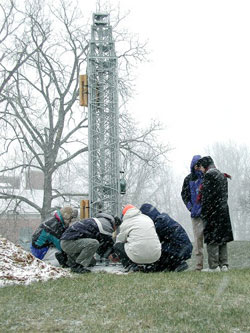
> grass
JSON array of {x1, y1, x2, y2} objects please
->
[
  {"x1": 189, "y1": 239, "x2": 250, "y2": 270},
  {"x1": 1, "y1": 241, "x2": 250, "y2": 332}
]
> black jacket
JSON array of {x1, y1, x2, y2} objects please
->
[{"x1": 200, "y1": 167, "x2": 234, "y2": 244}]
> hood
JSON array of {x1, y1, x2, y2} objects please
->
[
  {"x1": 139, "y1": 203, "x2": 160, "y2": 222},
  {"x1": 95, "y1": 212, "x2": 115, "y2": 230},
  {"x1": 54, "y1": 210, "x2": 64, "y2": 226},
  {"x1": 190, "y1": 155, "x2": 202, "y2": 173}
]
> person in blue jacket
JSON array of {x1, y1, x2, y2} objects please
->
[
  {"x1": 140, "y1": 204, "x2": 193, "y2": 272},
  {"x1": 181, "y1": 155, "x2": 204, "y2": 271},
  {"x1": 30, "y1": 206, "x2": 76, "y2": 266}
]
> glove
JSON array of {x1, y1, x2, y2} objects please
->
[{"x1": 114, "y1": 216, "x2": 122, "y2": 227}]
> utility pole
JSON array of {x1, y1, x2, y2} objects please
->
[{"x1": 87, "y1": 12, "x2": 121, "y2": 217}]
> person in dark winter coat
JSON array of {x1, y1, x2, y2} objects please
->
[
  {"x1": 181, "y1": 155, "x2": 204, "y2": 271},
  {"x1": 30, "y1": 206, "x2": 76, "y2": 266},
  {"x1": 197, "y1": 156, "x2": 234, "y2": 272},
  {"x1": 60, "y1": 212, "x2": 120, "y2": 273},
  {"x1": 140, "y1": 204, "x2": 193, "y2": 272}
]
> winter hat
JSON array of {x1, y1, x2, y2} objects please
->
[
  {"x1": 122, "y1": 204, "x2": 135, "y2": 216},
  {"x1": 140, "y1": 203, "x2": 160, "y2": 222},
  {"x1": 60, "y1": 206, "x2": 74, "y2": 225},
  {"x1": 197, "y1": 156, "x2": 214, "y2": 169}
]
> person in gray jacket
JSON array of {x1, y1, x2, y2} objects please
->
[{"x1": 60, "y1": 212, "x2": 120, "y2": 273}]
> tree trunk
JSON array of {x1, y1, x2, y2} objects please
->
[{"x1": 41, "y1": 172, "x2": 53, "y2": 221}]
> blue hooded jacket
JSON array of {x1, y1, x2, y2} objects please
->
[
  {"x1": 181, "y1": 155, "x2": 203, "y2": 218},
  {"x1": 140, "y1": 204, "x2": 193, "y2": 260}
]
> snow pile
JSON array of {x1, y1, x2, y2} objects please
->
[{"x1": 0, "y1": 236, "x2": 71, "y2": 287}]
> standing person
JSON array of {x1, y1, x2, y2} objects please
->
[
  {"x1": 181, "y1": 155, "x2": 204, "y2": 271},
  {"x1": 140, "y1": 203, "x2": 193, "y2": 272},
  {"x1": 197, "y1": 156, "x2": 234, "y2": 272},
  {"x1": 30, "y1": 206, "x2": 76, "y2": 266},
  {"x1": 60, "y1": 212, "x2": 119, "y2": 273},
  {"x1": 113, "y1": 205, "x2": 161, "y2": 272}
]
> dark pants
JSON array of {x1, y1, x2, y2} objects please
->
[
  {"x1": 152, "y1": 242, "x2": 192, "y2": 272},
  {"x1": 207, "y1": 243, "x2": 228, "y2": 269},
  {"x1": 151, "y1": 253, "x2": 182, "y2": 272},
  {"x1": 61, "y1": 238, "x2": 99, "y2": 268},
  {"x1": 114, "y1": 242, "x2": 133, "y2": 268}
]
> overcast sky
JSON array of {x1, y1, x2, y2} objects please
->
[{"x1": 81, "y1": 0, "x2": 250, "y2": 174}]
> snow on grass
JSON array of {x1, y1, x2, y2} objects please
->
[
  {"x1": 90, "y1": 263, "x2": 128, "y2": 275},
  {"x1": 0, "y1": 236, "x2": 128, "y2": 287},
  {"x1": 0, "y1": 236, "x2": 71, "y2": 287}
]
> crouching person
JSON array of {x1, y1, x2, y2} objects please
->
[
  {"x1": 60, "y1": 212, "x2": 117, "y2": 273},
  {"x1": 140, "y1": 204, "x2": 193, "y2": 272},
  {"x1": 30, "y1": 206, "x2": 76, "y2": 267},
  {"x1": 113, "y1": 205, "x2": 161, "y2": 272}
]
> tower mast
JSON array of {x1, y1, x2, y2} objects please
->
[{"x1": 87, "y1": 12, "x2": 120, "y2": 217}]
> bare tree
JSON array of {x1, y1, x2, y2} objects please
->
[
  {"x1": 0, "y1": 0, "x2": 48, "y2": 97},
  {"x1": 0, "y1": 0, "x2": 89, "y2": 219},
  {"x1": 0, "y1": 0, "x2": 169, "y2": 220},
  {"x1": 120, "y1": 140, "x2": 171, "y2": 208}
]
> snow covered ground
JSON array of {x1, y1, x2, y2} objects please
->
[
  {"x1": 0, "y1": 236, "x2": 127, "y2": 288},
  {"x1": 0, "y1": 236, "x2": 72, "y2": 287},
  {"x1": 91, "y1": 262, "x2": 127, "y2": 275}
]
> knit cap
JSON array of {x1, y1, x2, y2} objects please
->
[
  {"x1": 122, "y1": 204, "x2": 135, "y2": 216},
  {"x1": 197, "y1": 156, "x2": 214, "y2": 169}
]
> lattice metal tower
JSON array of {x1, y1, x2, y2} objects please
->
[{"x1": 87, "y1": 13, "x2": 120, "y2": 217}]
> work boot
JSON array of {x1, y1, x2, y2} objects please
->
[
  {"x1": 88, "y1": 257, "x2": 97, "y2": 267},
  {"x1": 55, "y1": 252, "x2": 68, "y2": 267},
  {"x1": 125, "y1": 263, "x2": 140, "y2": 272},
  {"x1": 141, "y1": 264, "x2": 155, "y2": 273},
  {"x1": 175, "y1": 261, "x2": 188, "y2": 272},
  {"x1": 70, "y1": 263, "x2": 91, "y2": 274}
]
